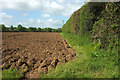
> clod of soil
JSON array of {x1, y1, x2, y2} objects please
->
[{"x1": 2, "y1": 32, "x2": 76, "y2": 78}]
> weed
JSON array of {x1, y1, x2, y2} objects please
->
[
  {"x1": 2, "y1": 68, "x2": 23, "y2": 78},
  {"x1": 41, "y1": 33, "x2": 118, "y2": 78}
]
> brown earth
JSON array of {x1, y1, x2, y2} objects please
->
[{"x1": 1, "y1": 32, "x2": 76, "y2": 78}]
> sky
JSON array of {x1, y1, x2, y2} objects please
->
[{"x1": 0, "y1": 0, "x2": 85, "y2": 29}]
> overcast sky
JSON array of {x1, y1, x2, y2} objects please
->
[{"x1": 0, "y1": 0, "x2": 85, "y2": 28}]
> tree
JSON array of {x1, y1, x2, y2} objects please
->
[
  {"x1": 6, "y1": 27, "x2": 10, "y2": 32},
  {"x1": 37, "y1": 28, "x2": 42, "y2": 32},
  {"x1": 46, "y1": 28, "x2": 52, "y2": 32},
  {"x1": 52, "y1": 29, "x2": 58, "y2": 32},
  {"x1": 44, "y1": 28, "x2": 52, "y2": 32},
  {"x1": 58, "y1": 28, "x2": 62, "y2": 32},
  {"x1": 10, "y1": 25, "x2": 14, "y2": 31},
  {"x1": 0, "y1": 24, "x2": 6, "y2": 32},
  {"x1": 17, "y1": 24, "x2": 26, "y2": 32},
  {"x1": 13, "y1": 27, "x2": 18, "y2": 32},
  {"x1": 29, "y1": 27, "x2": 37, "y2": 32},
  {"x1": 0, "y1": 25, "x2": 2, "y2": 32},
  {"x1": 17, "y1": 24, "x2": 23, "y2": 32}
]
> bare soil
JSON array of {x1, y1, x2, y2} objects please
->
[{"x1": 1, "y1": 32, "x2": 76, "y2": 78}]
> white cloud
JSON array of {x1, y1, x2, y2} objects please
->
[
  {"x1": 18, "y1": 22, "x2": 22, "y2": 24},
  {"x1": 75, "y1": 0, "x2": 83, "y2": 2},
  {"x1": 0, "y1": 0, "x2": 84, "y2": 17},
  {"x1": 36, "y1": 19, "x2": 40, "y2": 23},
  {"x1": 42, "y1": 13, "x2": 50, "y2": 18},
  {"x1": 0, "y1": 12, "x2": 13, "y2": 25},
  {"x1": 0, "y1": 12, "x2": 13, "y2": 19},
  {"x1": 55, "y1": 0, "x2": 65, "y2": 2},
  {"x1": 23, "y1": 13, "x2": 28, "y2": 16},
  {"x1": 48, "y1": 19, "x2": 53, "y2": 22},
  {"x1": 29, "y1": 18, "x2": 34, "y2": 22},
  {"x1": 16, "y1": 18, "x2": 62, "y2": 28},
  {"x1": 0, "y1": 0, "x2": 27, "y2": 2},
  {"x1": 0, "y1": 0, "x2": 85, "y2": 28},
  {"x1": 55, "y1": 0, "x2": 83, "y2": 2},
  {"x1": 0, "y1": 21, "x2": 4, "y2": 24},
  {"x1": 50, "y1": 1, "x2": 63, "y2": 9}
]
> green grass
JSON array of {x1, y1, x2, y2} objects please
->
[
  {"x1": 41, "y1": 33, "x2": 118, "y2": 78},
  {"x1": 2, "y1": 68, "x2": 23, "y2": 79}
]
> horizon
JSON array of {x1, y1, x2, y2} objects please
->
[{"x1": 1, "y1": 24, "x2": 62, "y2": 29}]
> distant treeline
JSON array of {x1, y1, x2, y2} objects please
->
[{"x1": 0, "y1": 24, "x2": 62, "y2": 32}]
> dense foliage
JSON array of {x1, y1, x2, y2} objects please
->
[
  {"x1": 0, "y1": 24, "x2": 62, "y2": 32},
  {"x1": 62, "y1": 19, "x2": 71, "y2": 33},
  {"x1": 62, "y1": 2, "x2": 120, "y2": 50}
]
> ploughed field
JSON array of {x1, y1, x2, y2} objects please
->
[{"x1": 1, "y1": 32, "x2": 76, "y2": 78}]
